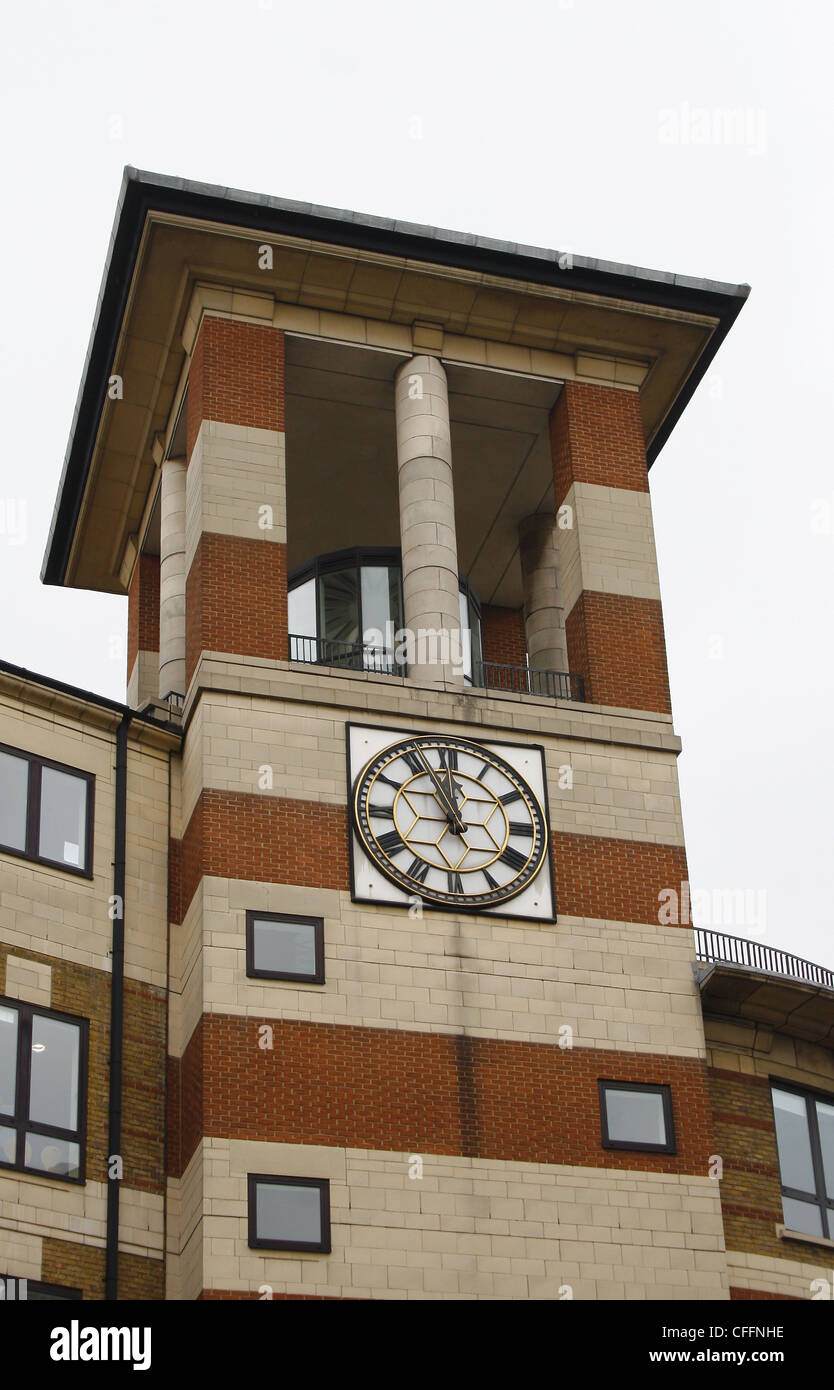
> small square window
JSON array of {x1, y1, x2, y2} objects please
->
[
  {"x1": 599, "y1": 1080, "x2": 675, "y2": 1153},
  {"x1": 245, "y1": 912, "x2": 324, "y2": 984},
  {"x1": 247, "y1": 1174, "x2": 330, "y2": 1252}
]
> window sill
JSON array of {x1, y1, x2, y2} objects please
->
[{"x1": 775, "y1": 1224, "x2": 834, "y2": 1251}]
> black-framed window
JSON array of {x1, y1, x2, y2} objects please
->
[
  {"x1": 245, "y1": 912, "x2": 325, "y2": 984},
  {"x1": 0, "y1": 997, "x2": 87, "y2": 1183},
  {"x1": 599, "y1": 1080, "x2": 676, "y2": 1153},
  {"x1": 0, "y1": 743, "x2": 94, "y2": 877},
  {"x1": 0, "y1": 1276, "x2": 81, "y2": 1300},
  {"x1": 771, "y1": 1082, "x2": 834, "y2": 1241},
  {"x1": 287, "y1": 547, "x2": 484, "y2": 683},
  {"x1": 248, "y1": 1174, "x2": 331, "y2": 1252}
]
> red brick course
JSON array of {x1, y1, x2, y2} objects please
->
[
  {"x1": 565, "y1": 591, "x2": 672, "y2": 713},
  {"x1": 184, "y1": 531, "x2": 288, "y2": 686},
  {"x1": 172, "y1": 791, "x2": 350, "y2": 924},
  {"x1": 169, "y1": 1014, "x2": 715, "y2": 1180},
  {"x1": 187, "y1": 317, "x2": 285, "y2": 462},
  {"x1": 480, "y1": 604, "x2": 527, "y2": 668},
  {"x1": 127, "y1": 553, "x2": 160, "y2": 680},
  {"x1": 170, "y1": 791, "x2": 688, "y2": 928},
  {"x1": 552, "y1": 830, "x2": 688, "y2": 927},
  {"x1": 550, "y1": 381, "x2": 649, "y2": 507}
]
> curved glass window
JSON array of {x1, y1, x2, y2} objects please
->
[{"x1": 288, "y1": 548, "x2": 482, "y2": 682}]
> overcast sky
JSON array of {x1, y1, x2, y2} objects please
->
[{"x1": 1, "y1": 0, "x2": 831, "y2": 967}]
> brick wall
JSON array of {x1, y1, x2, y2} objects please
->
[
  {"x1": 551, "y1": 381, "x2": 648, "y2": 507},
  {"x1": 480, "y1": 604, "x2": 527, "y2": 668},
  {"x1": 170, "y1": 1014, "x2": 715, "y2": 1180},
  {"x1": 42, "y1": 1236, "x2": 163, "y2": 1301},
  {"x1": 126, "y1": 552, "x2": 160, "y2": 679},
  {"x1": 187, "y1": 317, "x2": 285, "y2": 462},
  {"x1": 184, "y1": 531, "x2": 287, "y2": 685},
  {"x1": 565, "y1": 592, "x2": 672, "y2": 713},
  {"x1": 171, "y1": 794, "x2": 686, "y2": 928},
  {"x1": 173, "y1": 792, "x2": 350, "y2": 923}
]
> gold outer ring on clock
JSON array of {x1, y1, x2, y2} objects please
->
[{"x1": 351, "y1": 733, "x2": 548, "y2": 906}]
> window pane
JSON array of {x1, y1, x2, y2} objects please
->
[
  {"x1": 29, "y1": 1015, "x2": 80, "y2": 1132},
  {"x1": 0, "y1": 751, "x2": 28, "y2": 851},
  {"x1": 772, "y1": 1088, "x2": 815, "y2": 1192},
  {"x1": 288, "y1": 578, "x2": 316, "y2": 640},
  {"x1": 38, "y1": 767, "x2": 87, "y2": 868},
  {"x1": 252, "y1": 917, "x2": 317, "y2": 978},
  {"x1": 781, "y1": 1194, "x2": 823, "y2": 1238},
  {"x1": 26, "y1": 1285, "x2": 78, "y2": 1301},
  {"x1": 0, "y1": 1125, "x2": 17, "y2": 1166},
  {"x1": 604, "y1": 1087, "x2": 667, "y2": 1146},
  {"x1": 0, "y1": 1005, "x2": 18, "y2": 1115},
  {"x1": 24, "y1": 1132, "x2": 80, "y2": 1180},
  {"x1": 816, "y1": 1100, "x2": 834, "y2": 1200},
  {"x1": 458, "y1": 591, "x2": 473, "y2": 682},
  {"x1": 256, "y1": 1181, "x2": 322, "y2": 1244},
  {"x1": 319, "y1": 568, "x2": 359, "y2": 647}
]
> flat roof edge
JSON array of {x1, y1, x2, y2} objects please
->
[{"x1": 41, "y1": 167, "x2": 751, "y2": 588}]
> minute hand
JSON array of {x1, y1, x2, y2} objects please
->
[{"x1": 410, "y1": 743, "x2": 467, "y2": 833}]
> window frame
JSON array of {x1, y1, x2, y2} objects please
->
[
  {"x1": 0, "y1": 995, "x2": 88, "y2": 1185},
  {"x1": 245, "y1": 911, "x2": 325, "y2": 984},
  {"x1": 0, "y1": 1275, "x2": 81, "y2": 1300},
  {"x1": 770, "y1": 1078, "x2": 834, "y2": 1241},
  {"x1": 247, "y1": 1173, "x2": 331, "y2": 1253},
  {"x1": 598, "y1": 1079, "x2": 676, "y2": 1154},
  {"x1": 0, "y1": 742, "x2": 94, "y2": 879}
]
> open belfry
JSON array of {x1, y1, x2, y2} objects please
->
[{"x1": 2, "y1": 169, "x2": 833, "y2": 1302}]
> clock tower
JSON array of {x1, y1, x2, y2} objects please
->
[{"x1": 41, "y1": 169, "x2": 749, "y2": 1300}]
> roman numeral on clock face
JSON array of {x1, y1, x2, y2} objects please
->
[
  {"x1": 507, "y1": 821, "x2": 533, "y2": 837},
  {"x1": 437, "y1": 747, "x2": 458, "y2": 770},
  {"x1": 447, "y1": 871, "x2": 463, "y2": 894},
  {"x1": 500, "y1": 789, "x2": 523, "y2": 806},
  {"x1": 368, "y1": 804, "x2": 395, "y2": 820},
  {"x1": 401, "y1": 748, "x2": 424, "y2": 775},
  {"x1": 377, "y1": 829, "x2": 406, "y2": 856},
  {"x1": 499, "y1": 845, "x2": 528, "y2": 872},
  {"x1": 407, "y1": 858, "x2": 430, "y2": 884}
]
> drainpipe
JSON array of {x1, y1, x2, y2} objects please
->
[{"x1": 105, "y1": 713, "x2": 129, "y2": 1300}]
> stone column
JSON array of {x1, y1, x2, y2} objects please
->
[
  {"x1": 394, "y1": 356, "x2": 464, "y2": 686},
  {"x1": 158, "y1": 456, "x2": 187, "y2": 699},
  {"x1": 519, "y1": 513, "x2": 568, "y2": 685}
]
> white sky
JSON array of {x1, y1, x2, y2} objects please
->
[{"x1": 1, "y1": 0, "x2": 831, "y2": 967}]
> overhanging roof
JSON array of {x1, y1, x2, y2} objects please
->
[{"x1": 42, "y1": 167, "x2": 750, "y2": 591}]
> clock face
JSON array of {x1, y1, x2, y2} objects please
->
[{"x1": 349, "y1": 728, "x2": 551, "y2": 915}]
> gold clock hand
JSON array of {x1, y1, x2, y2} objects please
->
[{"x1": 410, "y1": 742, "x2": 467, "y2": 834}]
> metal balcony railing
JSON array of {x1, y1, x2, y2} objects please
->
[
  {"x1": 289, "y1": 634, "x2": 400, "y2": 675},
  {"x1": 288, "y1": 636, "x2": 586, "y2": 701},
  {"x1": 474, "y1": 662, "x2": 585, "y2": 702},
  {"x1": 694, "y1": 928, "x2": 834, "y2": 990}
]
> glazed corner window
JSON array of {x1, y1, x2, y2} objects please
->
[
  {"x1": 771, "y1": 1084, "x2": 834, "y2": 1241},
  {"x1": 0, "y1": 998, "x2": 87, "y2": 1183},
  {"x1": 0, "y1": 1276, "x2": 80, "y2": 1300},
  {"x1": 599, "y1": 1080, "x2": 676, "y2": 1153},
  {"x1": 0, "y1": 744, "x2": 93, "y2": 875},
  {"x1": 248, "y1": 1175, "x2": 331, "y2": 1252},
  {"x1": 246, "y1": 912, "x2": 324, "y2": 984}
]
